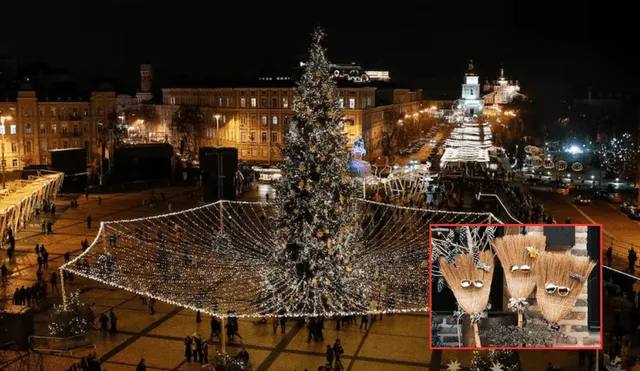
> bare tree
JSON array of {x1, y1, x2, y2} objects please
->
[
  {"x1": 381, "y1": 111, "x2": 403, "y2": 163},
  {"x1": 171, "y1": 105, "x2": 204, "y2": 155}
]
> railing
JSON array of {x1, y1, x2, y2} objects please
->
[{"x1": 28, "y1": 334, "x2": 96, "y2": 354}]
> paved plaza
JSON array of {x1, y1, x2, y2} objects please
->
[{"x1": 1, "y1": 186, "x2": 589, "y2": 370}]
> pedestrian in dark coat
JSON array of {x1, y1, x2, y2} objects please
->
[{"x1": 184, "y1": 336, "x2": 193, "y2": 362}]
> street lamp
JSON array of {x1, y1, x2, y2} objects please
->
[
  {"x1": 0, "y1": 115, "x2": 12, "y2": 189},
  {"x1": 213, "y1": 114, "x2": 221, "y2": 147}
]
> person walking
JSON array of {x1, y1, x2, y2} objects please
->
[
  {"x1": 325, "y1": 345, "x2": 334, "y2": 368},
  {"x1": 99, "y1": 313, "x2": 109, "y2": 332},
  {"x1": 42, "y1": 249, "x2": 49, "y2": 269},
  {"x1": 360, "y1": 314, "x2": 369, "y2": 330},
  {"x1": 606, "y1": 246, "x2": 613, "y2": 266},
  {"x1": 98, "y1": 196, "x2": 102, "y2": 205},
  {"x1": 50, "y1": 271, "x2": 58, "y2": 293},
  {"x1": 109, "y1": 309, "x2": 118, "y2": 333},
  {"x1": 184, "y1": 336, "x2": 193, "y2": 362},
  {"x1": 332, "y1": 339, "x2": 344, "y2": 366},
  {"x1": 86, "y1": 215, "x2": 92, "y2": 229},
  {"x1": 1, "y1": 263, "x2": 8, "y2": 285},
  {"x1": 136, "y1": 358, "x2": 146, "y2": 371},
  {"x1": 41, "y1": 220, "x2": 46, "y2": 233}
]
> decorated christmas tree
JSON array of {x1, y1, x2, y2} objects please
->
[
  {"x1": 49, "y1": 290, "x2": 89, "y2": 338},
  {"x1": 270, "y1": 27, "x2": 362, "y2": 315},
  {"x1": 431, "y1": 320, "x2": 445, "y2": 347}
]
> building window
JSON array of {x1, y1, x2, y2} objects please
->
[
  {"x1": 50, "y1": 108, "x2": 56, "y2": 116},
  {"x1": 97, "y1": 108, "x2": 103, "y2": 116},
  {"x1": 72, "y1": 108, "x2": 78, "y2": 117},
  {"x1": 339, "y1": 98, "x2": 344, "y2": 108},
  {"x1": 63, "y1": 141, "x2": 68, "y2": 149},
  {"x1": 251, "y1": 116, "x2": 257, "y2": 125},
  {"x1": 84, "y1": 124, "x2": 89, "y2": 133},
  {"x1": 250, "y1": 98, "x2": 257, "y2": 108},
  {"x1": 51, "y1": 141, "x2": 58, "y2": 150},
  {"x1": 223, "y1": 115, "x2": 227, "y2": 123},
  {"x1": 283, "y1": 115, "x2": 289, "y2": 125},
  {"x1": 250, "y1": 131, "x2": 256, "y2": 143},
  {"x1": 261, "y1": 98, "x2": 266, "y2": 107},
  {"x1": 10, "y1": 124, "x2": 16, "y2": 135},
  {"x1": 73, "y1": 139, "x2": 79, "y2": 147},
  {"x1": 39, "y1": 108, "x2": 44, "y2": 117},
  {"x1": 240, "y1": 98, "x2": 246, "y2": 108},
  {"x1": 272, "y1": 116, "x2": 278, "y2": 125},
  {"x1": 61, "y1": 124, "x2": 68, "y2": 135},
  {"x1": 271, "y1": 132, "x2": 278, "y2": 143},
  {"x1": 272, "y1": 98, "x2": 277, "y2": 108},
  {"x1": 51, "y1": 124, "x2": 57, "y2": 134},
  {"x1": 240, "y1": 131, "x2": 246, "y2": 143},
  {"x1": 361, "y1": 97, "x2": 367, "y2": 109},
  {"x1": 25, "y1": 123, "x2": 32, "y2": 135},
  {"x1": 240, "y1": 117, "x2": 246, "y2": 125},
  {"x1": 367, "y1": 96, "x2": 373, "y2": 107},
  {"x1": 12, "y1": 159, "x2": 17, "y2": 167},
  {"x1": 73, "y1": 124, "x2": 79, "y2": 136},
  {"x1": 349, "y1": 98, "x2": 355, "y2": 109},
  {"x1": 84, "y1": 108, "x2": 89, "y2": 116},
  {"x1": 261, "y1": 132, "x2": 267, "y2": 143},
  {"x1": 218, "y1": 97, "x2": 223, "y2": 106},
  {"x1": 10, "y1": 142, "x2": 17, "y2": 152},
  {"x1": 226, "y1": 97, "x2": 230, "y2": 107},
  {"x1": 25, "y1": 141, "x2": 32, "y2": 153},
  {"x1": 40, "y1": 140, "x2": 47, "y2": 151},
  {"x1": 282, "y1": 97, "x2": 289, "y2": 108},
  {"x1": 261, "y1": 115, "x2": 267, "y2": 125},
  {"x1": 40, "y1": 124, "x2": 46, "y2": 134}
]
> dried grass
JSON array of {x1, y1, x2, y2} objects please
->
[
  {"x1": 492, "y1": 234, "x2": 546, "y2": 300},
  {"x1": 439, "y1": 250, "x2": 494, "y2": 315},
  {"x1": 535, "y1": 251, "x2": 596, "y2": 323}
]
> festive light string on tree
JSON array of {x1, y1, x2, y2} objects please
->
[{"x1": 49, "y1": 290, "x2": 89, "y2": 338}]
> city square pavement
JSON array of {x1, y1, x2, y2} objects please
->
[{"x1": 1, "y1": 185, "x2": 586, "y2": 370}]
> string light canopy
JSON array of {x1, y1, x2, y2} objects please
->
[
  {"x1": 61, "y1": 200, "x2": 501, "y2": 318},
  {"x1": 441, "y1": 121, "x2": 493, "y2": 164}
]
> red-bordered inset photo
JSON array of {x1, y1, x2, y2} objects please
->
[{"x1": 429, "y1": 224, "x2": 603, "y2": 350}]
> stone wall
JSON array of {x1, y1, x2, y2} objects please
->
[{"x1": 526, "y1": 225, "x2": 599, "y2": 347}]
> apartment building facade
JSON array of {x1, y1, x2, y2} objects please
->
[
  {"x1": 161, "y1": 84, "x2": 379, "y2": 164},
  {"x1": 0, "y1": 90, "x2": 116, "y2": 170}
]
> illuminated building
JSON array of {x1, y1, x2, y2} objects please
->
[
  {"x1": 0, "y1": 87, "x2": 115, "y2": 170},
  {"x1": 455, "y1": 60, "x2": 484, "y2": 116},
  {"x1": 159, "y1": 65, "x2": 421, "y2": 164},
  {"x1": 482, "y1": 67, "x2": 527, "y2": 105}
]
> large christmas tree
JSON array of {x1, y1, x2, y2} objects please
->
[{"x1": 269, "y1": 27, "x2": 362, "y2": 316}]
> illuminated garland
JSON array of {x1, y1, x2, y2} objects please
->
[
  {"x1": 61, "y1": 200, "x2": 500, "y2": 318},
  {"x1": 49, "y1": 290, "x2": 89, "y2": 338}
]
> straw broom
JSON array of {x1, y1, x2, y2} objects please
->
[
  {"x1": 535, "y1": 252, "x2": 596, "y2": 325},
  {"x1": 492, "y1": 234, "x2": 547, "y2": 328},
  {"x1": 439, "y1": 250, "x2": 494, "y2": 347}
]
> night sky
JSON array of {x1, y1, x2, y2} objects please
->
[{"x1": 1, "y1": 1, "x2": 634, "y2": 101}]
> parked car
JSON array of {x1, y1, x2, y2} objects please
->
[
  {"x1": 621, "y1": 202, "x2": 638, "y2": 214},
  {"x1": 573, "y1": 194, "x2": 592, "y2": 205},
  {"x1": 630, "y1": 209, "x2": 640, "y2": 220},
  {"x1": 593, "y1": 190, "x2": 609, "y2": 200},
  {"x1": 608, "y1": 193, "x2": 625, "y2": 203}
]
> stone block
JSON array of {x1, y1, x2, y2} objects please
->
[
  {"x1": 571, "y1": 306, "x2": 588, "y2": 313},
  {"x1": 527, "y1": 226, "x2": 544, "y2": 232},
  {"x1": 571, "y1": 249, "x2": 588, "y2": 257},
  {"x1": 557, "y1": 336, "x2": 578, "y2": 346},
  {"x1": 562, "y1": 312, "x2": 586, "y2": 321},
  {"x1": 575, "y1": 299, "x2": 588, "y2": 307},
  {"x1": 575, "y1": 237, "x2": 588, "y2": 244},
  {"x1": 582, "y1": 336, "x2": 601, "y2": 346},
  {"x1": 571, "y1": 325, "x2": 588, "y2": 332},
  {"x1": 576, "y1": 226, "x2": 588, "y2": 232}
]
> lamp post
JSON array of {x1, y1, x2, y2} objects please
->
[
  {"x1": 0, "y1": 116, "x2": 12, "y2": 189},
  {"x1": 213, "y1": 114, "x2": 221, "y2": 147}
]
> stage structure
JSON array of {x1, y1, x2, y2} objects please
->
[
  {"x1": 61, "y1": 199, "x2": 501, "y2": 318},
  {"x1": 0, "y1": 171, "x2": 64, "y2": 241}
]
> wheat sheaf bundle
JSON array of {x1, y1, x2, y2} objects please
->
[
  {"x1": 535, "y1": 251, "x2": 596, "y2": 324},
  {"x1": 492, "y1": 234, "x2": 547, "y2": 300},
  {"x1": 439, "y1": 250, "x2": 494, "y2": 316}
]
